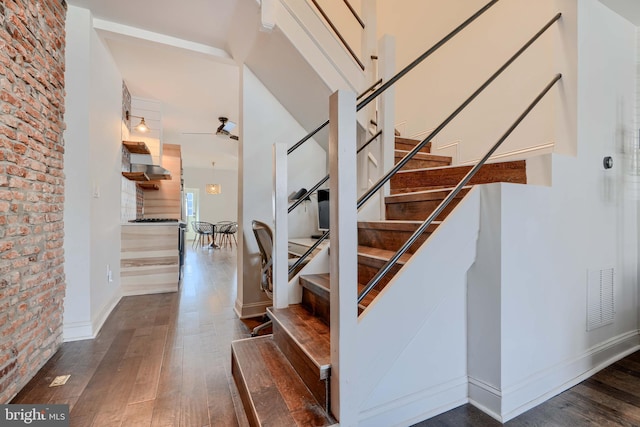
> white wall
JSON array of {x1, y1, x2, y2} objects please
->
[
  {"x1": 467, "y1": 0, "x2": 638, "y2": 421},
  {"x1": 63, "y1": 6, "x2": 123, "y2": 341},
  {"x1": 63, "y1": 6, "x2": 93, "y2": 340},
  {"x1": 183, "y1": 166, "x2": 238, "y2": 224},
  {"x1": 88, "y1": 18, "x2": 125, "y2": 335},
  {"x1": 236, "y1": 66, "x2": 326, "y2": 318}
]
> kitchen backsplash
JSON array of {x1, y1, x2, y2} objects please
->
[{"x1": 121, "y1": 144, "x2": 138, "y2": 222}]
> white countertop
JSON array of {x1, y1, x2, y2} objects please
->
[{"x1": 121, "y1": 221, "x2": 182, "y2": 226}]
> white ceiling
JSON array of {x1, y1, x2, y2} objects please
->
[
  {"x1": 67, "y1": 0, "x2": 241, "y2": 170},
  {"x1": 599, "y1": 0, "x2": 640, "y2": 24}
]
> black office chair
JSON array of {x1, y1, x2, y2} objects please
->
[{"x1": 251, "y1": 220, "x2": 273, "y2": 336}]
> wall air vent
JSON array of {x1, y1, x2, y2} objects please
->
[{"x1": 586, "y1": 267, "x2": 614, "y2": 331}]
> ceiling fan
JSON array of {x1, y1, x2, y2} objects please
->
[
  {"x1": 216, "y1": 117, "x2": 239, "y2": 140},
  {"x1": 181, "y1": 117, "x2": 239, "y2": 140}
]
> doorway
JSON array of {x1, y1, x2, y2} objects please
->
[{"x1": 184, "y1": 187, "x2": 200, "y2": 241}]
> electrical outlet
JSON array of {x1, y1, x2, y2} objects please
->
[{"x1": 106, "y1": 264, "x2": 113, "y2": 283}]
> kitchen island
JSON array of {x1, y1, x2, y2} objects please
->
[{"x1": 120, "y1": 222, "x2": 180, "y2": 295}]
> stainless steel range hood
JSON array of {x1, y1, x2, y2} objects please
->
[{"x1": 130, "y1": 163, "x2": 172, "y2": 180}]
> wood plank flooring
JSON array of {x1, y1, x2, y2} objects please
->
[
  {"x1": 414, "y1": 350, "x2": 640, "y2": 426},
  {"x1": 11, "y1": 246, "x2": 250, "y2": 427},
  {"x1": 11, "y1": 242, "x2": 640, "y2": 426}
]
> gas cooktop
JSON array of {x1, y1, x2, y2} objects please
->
[{"x1": 129, "y1": 218, "x2": 179, "y2": 223}]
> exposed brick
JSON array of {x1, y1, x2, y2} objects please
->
[{"x1": 0, "y1": 0, "x2": 66, "y2": 403}]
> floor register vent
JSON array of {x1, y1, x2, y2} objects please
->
[{"x1": 586, "y1": 267, "x2": 614, "y2": 332}]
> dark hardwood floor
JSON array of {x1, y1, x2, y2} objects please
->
[
  {"x1": 415, "y1": 352, "x2": 640, "y2": 427},
  {"x1": 11, "y1": 242, "x2": 640, "y2": 426},
  {"x1": 11, "y1": 245, "x2": 251, "y2": 427}
]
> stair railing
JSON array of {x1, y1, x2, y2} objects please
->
[
  {"x1": 287, "y1": 0, "x2": 500, "y2": 156},
  {"x1": 356, "y1": 13, "x2": 562, "y2": 303},
  {"x1": 358, "y1": 74, "x2": 562, "y2": 303},
  {"x1": 284, "y1": 0, "x2": 503, "y2": 276},
  {"x1": 309, "y1": 0, "x2": 366, "y2": 70},
  {"x1": 357, "y1": 12, "x2": 562, "y2": 209},
  {"x1": 285, "y1": 130, "x2": 383, "y2": 276}
]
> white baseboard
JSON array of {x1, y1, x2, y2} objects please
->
[
  {"x1": 63, "y1": 290, "x2": 122, "y2": 342},
  {"x1": 469, "y1": 330, "x2": 640, "y2": 422},
  {"x1": 358, "y1": 376, "x2": 468, "y2": 427},
  {"x1": 234, "y1": 300, "x2": 271, "y2": 319},
  {"x1": 91, "y1": 290, "x2": 123, "y2": 338},
  {"x1": 62, "y1": 321, "x2": 94, "y2": 342}
]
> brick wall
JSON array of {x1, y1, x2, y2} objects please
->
[{"x1": 0, "y1": 0, "x2": 67, "y2": 403}]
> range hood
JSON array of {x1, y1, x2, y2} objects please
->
[{"x1": 130, "y1": 163, "x2": 172, "y2": 180}]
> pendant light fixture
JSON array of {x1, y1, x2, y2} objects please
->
[
  {"x1": 206, "y1": 162, "x2": 221, "y2": 195},
  {"x1": 206, "y1": 184, "x2": 221, "y2": 195}
]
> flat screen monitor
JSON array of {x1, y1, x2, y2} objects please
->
[{"x1": 317, "y1": 189, "x2": 330, "y2": 231}]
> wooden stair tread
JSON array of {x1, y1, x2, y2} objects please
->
[
  {"x1": 385, "y1": 186, "x2": 473, "y2": 204},
  {"x1": 395, "y1": 160, "x2": 525, "y2": 174},
  {"x1": 358, "y1": 245, "x2": 412, "y2": 264},
  {"x1": 231, "y1": 336, "x2": 333, "y2": 427},
  {"x1": 268, "y1": 305, "x2": 331, "y2": 377},
  {"x1": 395, "y1": 137, "x2": 422, "y2": 144},
  {"x1": 391, "y1": 160, "x2": 526, "y2": 193},
  {"x1": 358, "y1": 220, "x2": 441, "y2": 232},
  {"x1": 299, "y1": 272, "x2": 381, "y2": 315},
  {"x1": 300, "y1": 274, "x2": 330, "y2": 292},
  {"x1": 394, "y1": 149, "x2": 451, "y2": 163},
  {"x1": 395, "y1": 137, "x2": 431, "y2": 153}
]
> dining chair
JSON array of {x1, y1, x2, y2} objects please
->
[
  {"x1": 216, "y1": 221, "x2": 238, "y2": 247},
  {"x1": 191, "y1": 221, "x2": 214, "y2": 248}
]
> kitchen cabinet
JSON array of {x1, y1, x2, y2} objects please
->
[{"x1": 121, "y1": 222, "x2": 180, "y2": 294}]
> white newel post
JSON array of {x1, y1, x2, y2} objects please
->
[
  {"x1": 329, "y1": 91, "x2": 358, "y2": 425},
  {"x1": 378, "y1": 35, "x2": 396, "y2": 217},
  {"x1": 362, "y1": 0, "x2": 378, "y2": 123},
  {"x1": 273, "y1": 143, "x2": 289, "y2": 309}
]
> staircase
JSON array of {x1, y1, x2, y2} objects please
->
[{"x1": 231, "y1": 137, "x2": 527, "y2": 425}]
